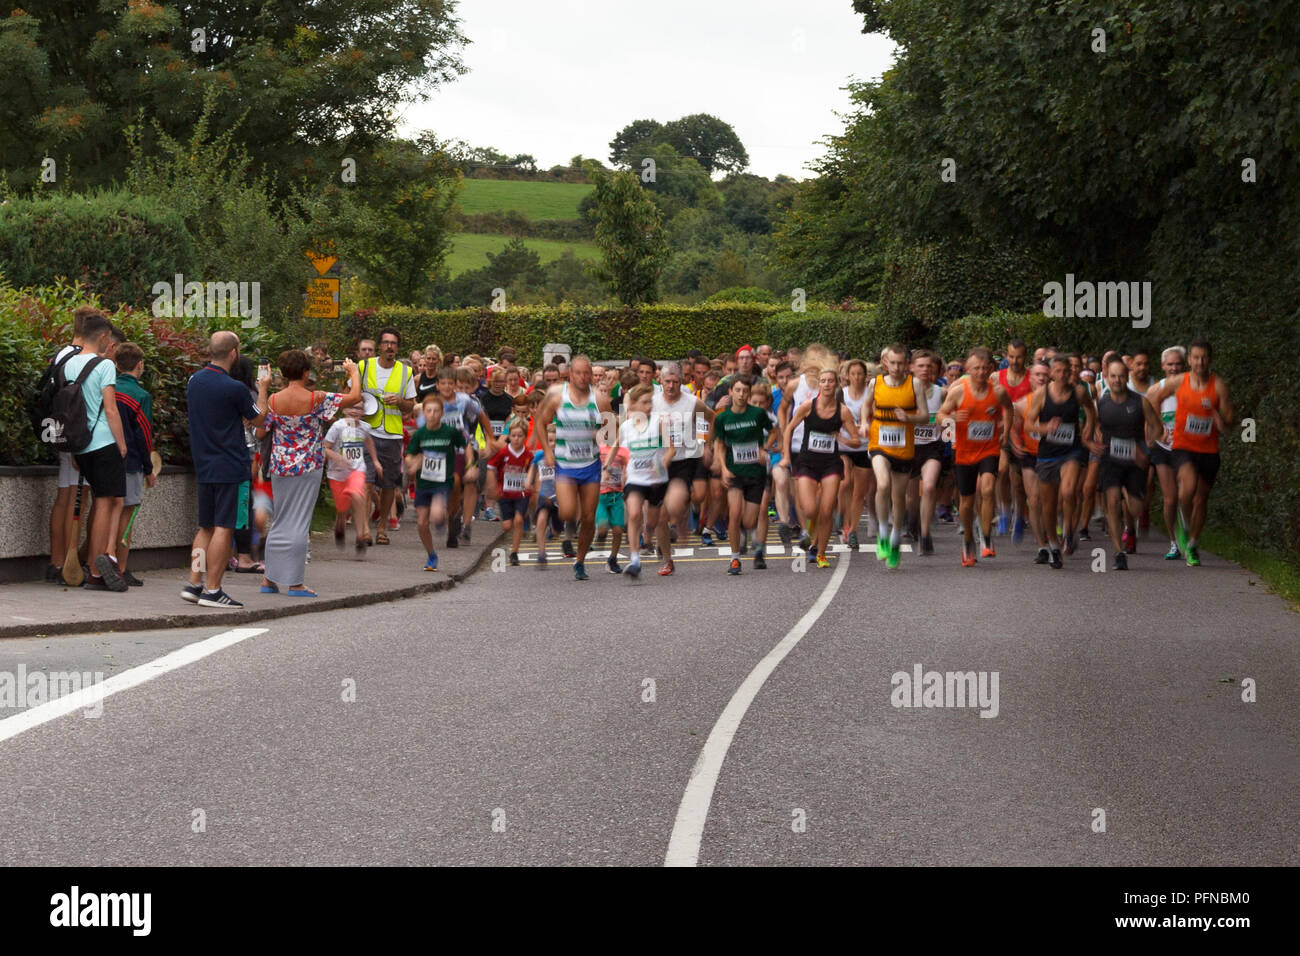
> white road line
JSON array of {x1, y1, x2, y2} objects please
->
[
  {"x1": 0, "y1": 627, "x2": 268, "y2": 745},
  {"x1": 665, "y1": 552, "x2": 851, "y2": 866}
]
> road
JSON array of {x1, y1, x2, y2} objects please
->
[{"x1": 1, "y1": 525, "x2": 1296, "y2": 866}]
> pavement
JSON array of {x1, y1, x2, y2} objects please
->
[
  {"x1": 1, "y1": 517, "x2": 1296, "y2": 866},
  {"x1": 0, "y1": 516, "x2": 506, "y2": 639}
]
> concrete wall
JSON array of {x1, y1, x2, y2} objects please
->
[{"x1": 0, "y1": 466, "x2": 198, "y2": 563}]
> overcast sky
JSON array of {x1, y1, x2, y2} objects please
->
[{"x1": 398, "y1": 0, "x2": 898, "y2": 181}]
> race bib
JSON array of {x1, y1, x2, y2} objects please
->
[
  {"x1": 696, "y1": 413, "x2": 710, "y2": 439},
  {"x1": 732, "y1": 441, "x2": 760, "y2": 465},
  {"x1": 342, "y1": 442, "x2": 365, "y2": 463},
  {"x1": 878, "y1": 425, "x2": 906, "y2": 448},
  {"x1": 491, "y1": 419, "x2": 506, "y2": 437},
  {"x1": 667, "y1": 417, "x2": 686, "y2": 447},
  {"x1": 967, "y1": 421, "x2": 995, "y2": 442},
  {"x1": 442, "y1": 410, "x2": 462, "y2": 433},
  {"x1": 914, "y1": 424, "x2": 939, "y2": 443},
  {"x1": 538, "y1": 464, "x2": 555, "y2": 483},
  {"x1": 564, "y1": 439, "x2": 594, "y2": 461},
  {"x1": 1046, "y1": 422, "x2": 1074, "y2": 444},
  {"x1": 420, "y1": 453, "x2": 446, "y2": 483},
  {"x1": 630, "y1": 454, "x2": 658, "y2": 479},
  {"x1": 502, "y1": 467, "x2": 526, "y2": 493},
  {"x1": 808, "y1": 431, "x2": 835, "y2": 454},
  {"x1": 1185, "y1": 414, "x2": 1213, "y2": 436},
  {"x1": 1109, "y1": 436, "x2": 1136, "y2": 461},
  {"x1": 605, "y1": 465, "x2": 624, "y2": 487}
]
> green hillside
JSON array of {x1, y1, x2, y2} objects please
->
[
  {"x1": 457, "y1": 179, "x2": 593, "y2": 220},
  {"x1": 447, "y1": 233, "x2": 598, "y2": 277}
]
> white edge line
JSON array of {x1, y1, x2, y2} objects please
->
[
  {"x1": 664, "y1": 553, "x2": 851, "y2": 866},
  {"x1": 0, "y1": 627, "x2": 268, "y2": 745}
]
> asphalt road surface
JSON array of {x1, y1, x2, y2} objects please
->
[{"x1": 1, "y1": 526, "x2": 1296, "y2": 866}]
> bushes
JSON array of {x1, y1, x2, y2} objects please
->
[
  {"x1": 332, "y1": 303, "x2": 778, "y2": 365},
  {"x1": 0, "y1": 192, "x2": 198, "y2": 310},
  {"x1": 704, "y1": 286, "x2": 779, "y2": 305},
  {"x1": 1, "y1": 279, "x2": 208, "y2": 467},
  {"x1": 763, "y1": 304, "x2": 912, "y2": 358}
]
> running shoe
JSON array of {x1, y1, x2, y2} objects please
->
[
  {"x1": 389, "y1": 517, "x2": 400, "y2": 531},
  {"x1": 573, "y1": 561, "x2": 588, "y2": 581},
  {"x1": 625, "y1": 558, "x2": 641, "y2": 579},
  {"x1": 1012, "y1": 516, "x2": 1026, "y2": 544},
  {"x1": 778, "y1": 524, "x2": 792, "y2": 548},
  {"x1": 808, "y1": 545, "x2": 817, "y2": 562},
  {"x1": 728, "y1": 557, "x2": 741, "y2": 575},
  {"x1": 1164, "y1": 544, "x2": 1181, "y2": 560},
  {"x1": 848, "y1": 531, "x2": 859, "y2": 550},
  {"x1": 753, "y1": 552, "x2": 767, "y2": 570},
  {"x1": 1078, "y1": 525, "x2": 1090, "y2": 541},
  {"x1": 700, "y1": 529, "x2": 714, "y2": 547},
  {"x1": 483, "y1": 507, "x2": 498, "y2": 522},
  {"x1": 960, "y1": 547, "x2": 977, "y2": 568},
  {"x1": 1123, "y1": 527, "x2": 1136, "y2": 554},
  {"x1": 509, "y1": 552, "x2": 520, "y2": 567},
  {"x1": 197, "y1": 588, "x2": 243, "y2": 608},
  {"x1": 1186, "y1": 546, "x2": 1201, "y2": 567},
  {"x1": 1063, "y1": 532, "x2": 1077, "y2": 556},
  {"x1": 937, "y1": 505, "x2": 953, "y2": 523},
  {"x1": 876, "y1": 538, "x2": 887, "y2": 560},
  {"x1": 922, "y1": 534, "x2": 935, "y2": 556},
  {"x1": 981, "y1": 544, "x2": 996, "y2": 559},
  {"x1": 562, "y1": 539, "x2": 576, "y2": 558},
  {"x1": 658, "y1": 560, "x2": 675, "y2": 576},
  {"x1": 459, "y1": 525, "x2": 471, "y2": 545},
  {"x1": 423, "y1": 553, "x2": 439, "y2": 571},
  {"x1": 1176, "y1": 515, "x2": 1188, "y2": 554},
  {"x1": 94, "y1": 554, "x2": 128, "y2": 592},
  {"x1": 537, "y1": 549, "x2": 548, "y2": 565},
  {"x1": 815, "y1": 554, "x2": 831, "y2": 569},
  {"x1": 181, "y1": 583, "x2": 202, "y2": 603},
  {"x1": 1111, "y1": 552, "x2": 1128, "y2": 571},
  {"x1": 1034, "y1": 547, "x2": 1050, "y2": 564},
  {"x1": 739, "y1": 531, "x2": 749, "y2": 555},
  {"x1": 886, "y1": 541, "x2": 900, "y2": 570},
  {"x1": 606, "y1": 555, "x2": 622, "y2": 574},
  {"x1": 596, "y1": 531, "x2": 608, "y2": 546},
  {"x1": 122, "y1": 570, "x2": 144, "y2": 587},
  {"x1": 997, "y1": 512, "x2": 1010, "y2": 536},
  {"x1": 1049, "y1": 548, "x2": 1063, "y2": 569},
  {"x1": 798, "y1": 529, "x2": 811, "y2": 552}
]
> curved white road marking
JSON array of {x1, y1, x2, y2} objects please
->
[
  {"x1": 665, "y1": 553, "x2": 851, "y2": 866},
  {"x1": 0, "y1": 627, "x2": 267, "y2": 745}
]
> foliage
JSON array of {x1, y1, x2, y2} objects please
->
[
  {"x1": 588, "y1": 169, "x2": 670, "y2": 306},
  {"x1": 609, "y1": 114, "x2": 749, "y2": 175},
  {"x1": 0, "y1": 192, "x2": 198, "y2": 309},
  {"x1": 763, "y1": 305, "x2": 911, "y2": 360},
  {"x1": 704, "y1": 286, "x2": 780, "y2": 305}
]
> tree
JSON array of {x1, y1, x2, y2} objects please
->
[
  {"x1": 588, "y1": 169, "x2": 670, "y2": 306},
  {"x1": 1, "y1": 1, "x2": 467, "y2": 188},
  {"x1": 608, "y1": 119, "x2": 665, "y2": 167},
  {"x1": 662, "y1": 114, "x2": 749, "y2": 176}
]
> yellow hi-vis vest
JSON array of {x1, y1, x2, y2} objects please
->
[{"x1": 361, "y1": 358, "x2": 410, "y2": 436}]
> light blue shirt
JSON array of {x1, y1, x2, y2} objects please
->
[{"x1": 61, "y1": 352, "x2": 117, "y2": 453}]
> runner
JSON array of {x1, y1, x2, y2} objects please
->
[
  {"x1": 938, "y1": 348, "x2": 1013, "y2": 566},
  {"x1": 709, "y1": 375, "x2": 777, "y2": 574},
  {"x1": 860, "y1": 344, "x2": 929, "y2": 569},
  {"x1": 906, "y1": 350, "x2": 947, "y2": 556},
  {"x1": 435, "y1": 367, "x2": 498, "y2": 548},
  {"x1": 404, "y1": 395, "x2": 467, "y2": 571},
  {"x1": 528, "y1": 423, "x2": 562, "y2": 565},
  {"x1": 613, "y1": 384, "x2": 675, "y2": 580},
  {"x1": 1009, "y1": 361, "x2": 1050, "y2": 563},
  {"x1": 652, "y1": 362, "x2": 715, "y2": 556},
  {"x1": 595, "y1": 436, "x2": 629, "y2": 573},
  {"x1": 1026, "y1": 354, "x2": 1096, "y2": 568},
  {"x1": 484, "y1": 419, "x2": 533, "y2": 566},
  {"x1": 1147, "y1": 346, "x2": 1187, "y2": 559},
  {"x1": 778, "y1": 345, "x2": 831, "y2": 545},
  {"x1": 535, "y1": 355, "x2": 613, "y2": 580},
  {"x1": 324, "y1": 398, "x2": 382, "y2": 552},
  {"x1": 1087, "y1": 356, "x2": 1163, "y2": 570},
  {"x1": 1148, "y1": 340, "x2": 1233, "y2": 567},
  {"x1": 836, "y1": 359, "x2": 873, "y2": 550},
  {"x1": 785, "y1": 366, "x2": 861, "y2": 568},
  {"x1": 995, "y1": 339, "x2": 1033, "y2": 539}
]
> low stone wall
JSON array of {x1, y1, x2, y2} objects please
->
[{"x1": 0, "y1": 466, "x2": 198, "y2": 576}]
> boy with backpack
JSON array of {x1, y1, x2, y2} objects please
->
[
  {"x1": 39, "y1": 305, "x2": 95, "y2": 582},
  {"x1": 56, "y1": 313, "x2": 129, "y2": 591}
]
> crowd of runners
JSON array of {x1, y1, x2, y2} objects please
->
[{"x1": 37, "y1": 310, "x2": 1233, "y2": 603}]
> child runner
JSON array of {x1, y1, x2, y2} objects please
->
[
  {"x1": 596, "y1": 438, "x2": 629, "y2": 573},
  {"x1": 324, "y1": 402, "x2": 383, "y2": 552},
  {"x1": 614, "y1": 384, "x2": 676, "y2": 580},
  {"x1": 485, "y1": 419, "x2": 532, "y2": 565},
  {"x1": 529, "y1": 423, "x2": 562, "y2": 565},
  {"x1": 404, "y1": 395, "x2": 467, "y2": 571}
]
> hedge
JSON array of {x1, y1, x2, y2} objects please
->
[
  {"x1": 0, "y1": 192, "x2": 199, "y2": 310},
  {"x1": 333, "y1": 304, "x2": 779, "y2": 366},
  {"x1": 763, "y1": 305, "x2": 913, "y2": 359}
]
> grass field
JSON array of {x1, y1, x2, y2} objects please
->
[
  {"x1": 447, "y1": 233, "x2": 598, "y2": 277},
  {"x1": 457, "y1": 179, "x2": 593, "y2": 220}
]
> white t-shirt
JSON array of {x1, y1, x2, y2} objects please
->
[
  {"x1": 619, "y1": 416, "x2": 669, "y2": 486},
  {"x1": 788, "y1": 375, "x2": 819, "y2": 450},
  {"x1": 325, "y1": 419, "x2": 368, "y2": 482},
  {"x1": 652, "y1": 390, "x2": 703, "y2": 460}
]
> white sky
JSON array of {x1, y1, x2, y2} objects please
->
[{"x1": 398, "y1": 0, "x2": 898, "y2": 181}]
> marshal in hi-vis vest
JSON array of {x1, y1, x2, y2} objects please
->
[{"x1": 361, "y1": 358, "x2": 410, "y2": 436}]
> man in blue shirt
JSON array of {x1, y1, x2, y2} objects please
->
[{"x1": 183, "y1": 331, "x2": 270, "y2": 608}]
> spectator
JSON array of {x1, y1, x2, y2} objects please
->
[
  {"x1": 256, "y1": 349, "x2": 362, "y2": 597},
  {"x1": 45, "y1": 305, "x2": 96, "y2": 583},
  {"x1": 183, "y1": 331, "x2": 270, "y2": 608},
  {"x1": 63, "y1": 313, "x2": 129, "y2": 592},
  {"x1": 357, "y1": 338, "x2": 376, "y2": 360},
  {"x1": 228, "y1": 357, "x2": 264, "y2": 575},
  {"x1": 112, "y1": 342, "x2": 156, "y2": 587},
  {"x1": 359, "y1": 327, "x2": 416, "y2": 544}
]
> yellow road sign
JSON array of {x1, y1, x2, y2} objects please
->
[
  {"x1": 305, "y1": 277, "x2": 339, "y2": 318},
  {"x1": 306, "y1": 251, "x2": 338, "y2": 276}
]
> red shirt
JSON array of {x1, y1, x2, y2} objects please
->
[{"x1": 487, "y1": 443, "x2": 532, "y2": 497}]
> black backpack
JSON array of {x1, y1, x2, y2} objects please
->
[
  {"x1": 30, "y1": 346, "x2": 82, "y2": 443},
  {"x1": 47, "y1": 354, "x2": 105, "y2": 452}
]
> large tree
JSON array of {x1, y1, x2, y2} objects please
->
[
  {"x1": 0, "y1": 1, "x2": 467, "y2": 188},
  {"x1": 588, "y1": 167, "x2": 669, "y2": 305},
  {"x1": 608, "y1": 113, "x2": 749, "y2": 177}
]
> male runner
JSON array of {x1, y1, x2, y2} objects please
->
[
  {"x1": 906, "y1": 350, "x2": 947, "y2": 556},
  {"x1": 653, "y1": 362, "x2": 714, "y2": 564},
  {"x1": 1147, "y1": 346, "x2": 1187, "y2": 559},
  {"x1": 710, "y1": 375, "x2": 778, "y2": 573},
  {"x1": 1027, "y1": 355, "x2": 1096, "y2": 568},
  {"x1": 995, "y1": 339, "x2": 1033, "y2": 539}
]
